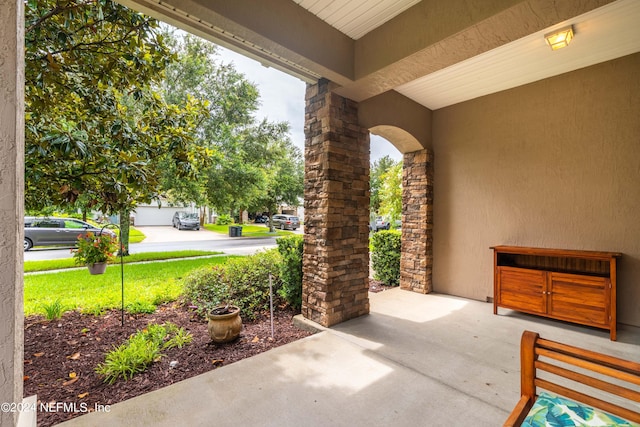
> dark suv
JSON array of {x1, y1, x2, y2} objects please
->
[
  {"x1": 271, "y1": 214, "x2": 300, "y2": 230},
  {"x1": 172, "y1": 211, "x2": 200, "y2": 230},
  {"x1": 23, "y1": 217, "x2": 114, "y2": 251}
]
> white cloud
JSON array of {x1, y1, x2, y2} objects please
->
[
  {"x1": 216, "y1": 47, "x2": 306, "y2": 151},
  {"x1": 371, "y1": 135, "x2": 402, "y2": 162},
  {"x1": 216, "y1": 46, "x2": 403, "y2": 163}
]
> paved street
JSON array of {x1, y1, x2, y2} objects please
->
[{"x1": 23, "y1": 225, "x2": 301, "y2": 261}]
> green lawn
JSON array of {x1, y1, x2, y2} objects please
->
[
  {"x1": 204, "y1": 223, "x2": 294, "y2": 237},
  {"x1": 72, "y1": 219, "x2": 146, "y2": 243},
  {"x1": 24, "y1": 250, "x2": 222, "y2": 273},
  {"x1": 24, "y1": 256, "x2": 233, "y2": 316},
  {"x1": 127, "y1": 227, "x2": 146, "y2": 243}
]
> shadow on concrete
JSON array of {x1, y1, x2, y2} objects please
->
[{"x1": 58, "y1": 290, "x2": 639, "y2": 427}]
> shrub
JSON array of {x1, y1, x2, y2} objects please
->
[
  {"x1": 225, "y1": 250, "x2": 282, "y2": 319},
  {"x1": 95, "y1": 322, "x2": 192, "y2": 384},
  {"x1": 182, "y1": 250, "x2": 282, "y2": 320},
  {"x1": 216, "y1": 214, "x2": 232, "y2": 225},
  {"x1": 371, "y1": 230, "x2": 402, "y2": 286},
  {"x1": 182, "y1": 265, "x2": 228, "y2": 318},
  {"x1": 276, "y1": 235, "x2": 303, "y2": 311}
]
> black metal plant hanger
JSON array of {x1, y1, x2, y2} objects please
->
[{"x1": 99, "y1": 224, "x2": 125, "y2": 326}]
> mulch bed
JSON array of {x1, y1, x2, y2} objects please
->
[
  {"x1": 23, "y1": 304, "x2": 312, "y2": 427},
  {"x1": 368, "y1": 279, "x2": 394, "y2": 293},
  {"x1": 23, "y1": 281, "x2": 392, "y2": 427}
]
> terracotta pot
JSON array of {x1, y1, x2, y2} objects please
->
[
  {"x1": 207, "y1": 305, "x2": 242, "y2": 343},
  {"x1": 87, "y1": 262, "x2": 107, "y2": 275}
]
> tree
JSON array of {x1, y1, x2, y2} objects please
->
[
  {"x1": 160, "y1": 31, "x2": 261, "y2": 213},
  {"x1": 370, "y1": 156, "x2": 397, "y2": 214},
  {"x1": 246, "y1": 121, "x2": 304, "y2": 230},
  {"x1": 24, "y1": 0, "x2": 207, "y2": 252},
  {"x1": 159, "y1": 31, "x2": 304, "y2": 220},
  {"x1": 378, "y1": 162, "x2": 403, "y2": 223}
]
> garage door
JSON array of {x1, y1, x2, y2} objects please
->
[{"x1": 133, "y1": 206, "x2": 183, "y2": 226}]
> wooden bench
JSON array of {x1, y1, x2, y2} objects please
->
[{"x1": 504, "y1": 330, "x2": 640, "y2": 426}]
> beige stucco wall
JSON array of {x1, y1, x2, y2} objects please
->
[
  {"x1": 0, "y1": 1, "x2": 25, "y2": 425},
  {"x1": 432, "y1": 53, "x2": 640, "y2": 327}
]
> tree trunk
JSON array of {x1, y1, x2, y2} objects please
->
[
  {"x1": 268, "y1": 211, "x2": 275, "y2": 233},
  {"x1": 118, "y1": 209, "x2": 131, "y2": 256}
]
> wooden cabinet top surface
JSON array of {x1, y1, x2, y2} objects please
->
[{"x1": 490, "y1": 246, "x2": 622, "y2": 260}]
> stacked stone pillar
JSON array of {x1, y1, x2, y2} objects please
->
[
  {"x1": 400, "y1": 149, "x2": 434, "y2": 293},
  {"x1": 0, "y1": 2, "x2": 25, "y2": 426},
  {"x1": 303, "y1": 79, "x2": 370, "y2": 327}
]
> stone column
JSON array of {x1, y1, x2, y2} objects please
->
[
  {"x1": 303, "y1": 79, "x2": 370, "y2": 327},
  {"x1": 0, "y1": 1, "x2": 25, "y2": 426},
  {"x1": 400, "y1": 149, "x2": 433, "y2": 293}
]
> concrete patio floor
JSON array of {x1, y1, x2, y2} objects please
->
[{"x1": 59, "y1": 289, "x2": 639, "y2": 427}]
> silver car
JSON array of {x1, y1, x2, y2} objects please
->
[
  {"x1": 172, "y1": 211, "x2": 200, "y2": 230},
  {"x1": 23, "y1": 217, "x2": 115, "y2": 251},
  {"x1": 271, "y1": 214, "x2": 300, "y2": 230}
]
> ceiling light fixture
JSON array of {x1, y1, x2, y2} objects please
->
[{"x1": 544, "y1": 25, "x2": 574, "y2": 50}]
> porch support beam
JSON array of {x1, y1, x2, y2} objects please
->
[
  {"x1": 400, "y1": 149, "x2": 434, "y2": 294},
  {"x1": 302, "y1": 79, "x2": 370, "y2": 327},
  {"x1": 0, "y1": 1, "x2": 25, "y2": 426}
]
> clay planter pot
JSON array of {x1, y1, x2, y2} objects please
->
[
  {"x1": 207, "y1": 305, "x2": 242, "y2": 343},
  {"x1": 87, "y1": 262, "x2": 107, "y2": 275}
]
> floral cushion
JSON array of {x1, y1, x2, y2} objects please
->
[{"x1": 521, "y1": 391, "x2": 640, "y2": 427}]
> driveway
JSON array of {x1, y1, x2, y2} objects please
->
[{"x1": 135, "y1": 226, "x2": 226, "y2": 243}]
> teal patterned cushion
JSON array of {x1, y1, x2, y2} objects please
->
[{"x1": 521, "y1": 392, "x2": 640, "y2": 427}]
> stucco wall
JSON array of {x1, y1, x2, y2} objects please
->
[
  {"x1": 0, "y1": 1, "x2": 25, "y2": 424},
  {"x1": 432, "y1": 53, "x2": 640, "y2": 327}
]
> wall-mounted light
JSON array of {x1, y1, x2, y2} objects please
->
[{"x1": 544, "y1": 25, "x2": 574, "y2": 50}]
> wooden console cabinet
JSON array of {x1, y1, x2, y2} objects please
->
[{"x1": 491, "y1": 246, "x2": 621, "y2": 340}]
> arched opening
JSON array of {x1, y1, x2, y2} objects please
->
[
  {"x1": 370, "y1": 126, "x2": 423, "y2": 155},
  {"x1": 367, "y1": 127, "x2": 434, "y2": 295},
  {"x1": 369, "y1": 134, "x2": 403, "y2": 291}
]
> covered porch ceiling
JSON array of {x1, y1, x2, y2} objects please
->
[{"x1": 117, "y1": 0, "x2": 640, "y2": 111}]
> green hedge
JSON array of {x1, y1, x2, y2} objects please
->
[
  {"x1": 276, "y1": 235, "x2": 303, "y2": 310},
  {"x1": 371, "y1": 230, "x2": 401, "y2": 286},
  {"x1": 182, "y1": 250, "x2": 282, "y2": 320}
]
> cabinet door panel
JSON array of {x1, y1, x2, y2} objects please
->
[
  {"x1": 498, "y1": 267, "x2": 546, "y2": 314},
  {"x1": 548, "y1": 273, "x2": 608, "y2": 327}
]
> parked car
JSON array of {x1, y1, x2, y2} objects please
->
[
  {"x1": 23, "y1": 217, "x2": 115, "y2": 251},
  {"x1": 254, "y1": 214, "x2": 268, "y2": 223},
  {"x1": 172, "y1": 211, "x2": 200, "y2": 230},
  {"x1": 270, "y1": 214, "x2": 300, "y2": 230},
  {"x1": 374, "y1": 216, "x2": 391, "y2": 231}
]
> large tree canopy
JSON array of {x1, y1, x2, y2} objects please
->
[
  {"x1": 159, "y1": 31, "x2": 261, "y2": 209},
  {"x1": 245, "y1": 121, "x2": 304, "y2": 219},
  {"x1": 25, "y1": 2, "x2": 303, "y2": 244},
  {"x1": 24, "y1": 0, "x2": 206, "y2": 215},
  {"x1": 159, "y1": 32, "x2": 304, "y2": 218}
]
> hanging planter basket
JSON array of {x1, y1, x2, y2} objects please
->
[{"x1": 87, "y1": 262, "x2": 107, "y2": 275}]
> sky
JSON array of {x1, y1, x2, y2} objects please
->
[{"x1": 216, "y1": 46, "x2": 402, "y2": 163}]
